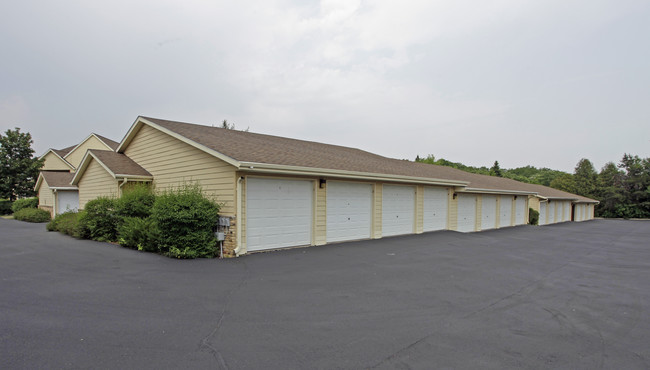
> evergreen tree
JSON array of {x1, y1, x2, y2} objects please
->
[
  {"x1": 490, "y1": 161, "x2": 503, "y2": 177},
  {"x1": 573, "y1": 158, "x2": 598, "y2": 198},
  {"x1": 0, "y1": 128, "x2": 44, "y2": 201},
  {"x1": 596, "y1": 162, "x2": 624, "y2": 217}
]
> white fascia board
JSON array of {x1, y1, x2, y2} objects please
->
[
  {"x1": 50, "y1": 186, "x2": 78, "y2": 190},
  {"x1": 117, "y1": 117, "x2": 241, "y2": 168},
  {"x1": 239, "y1": 161, "x2": 470, "y2": 187},
  {"x1": 460, "y1": 188, "x2": 538, "y2": 196},
  {"x1": 34, "y1": 173, "x2": 45, "y2": 191},
  {"x1": 63, "y1": 133, "x2": 115, "y2": 159},
  {"x1": 39, "y1": 149, "x2": 75, "y2": 169},
  {"x1": 114, "y1": 175, "x2": 153, "y2": 180},
  {"x1": 70, "y1": 151, "x2": 117, "y2": 185}
]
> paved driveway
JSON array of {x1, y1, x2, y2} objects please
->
[{"x1": 1, "y1": 218, "x2": 649, "y2": 369}]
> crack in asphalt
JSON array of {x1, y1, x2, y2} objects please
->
[{"x1": 199, "y1": 261, "x2": 251, "y2": 370}]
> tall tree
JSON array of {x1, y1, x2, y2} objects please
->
[
  {"x1": 490, "y1": 161, "x2": 503, "y2": 177},
  {"x1": 0, "y1": 128, "x2": 43, "y2": 201},
  {"x1": 596, "y1": 162, "x2": 624, "y2": 217},
  {"x1": 573, "y1": 158, "x2": 598, "y2": 198},
  {"x1": 618, "y1": 154, "x2": 650, "y2": 218},
  {"x1": 550, "y1": 173, "x2": 577, "y2": 194}
]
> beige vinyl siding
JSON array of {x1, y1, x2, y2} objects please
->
[
  {"x1": 42, "y1": 152, "x2": 72, "y2": 171},
  {"x1": 415, "y1": 185, "x2": 424, "y2": 234},
  {"x1": 448, "y1": 191, "x2": 458, "y2": 231},
  {"x1": 372, "y1": 183, "x2": 382, "y2": 238},
  {"x1": 124, "y1": 124, "x2": 236, "y2": 215},
  {"x1": 65, "y1": 136, "x2": 110, "y2": 169},
  {"x1": 314, "y1": 181, "x2": 326, "y2": 246},
  {"x1": 240, "y1": 176, "x2": 247, "y2": 250},
  {"x1": 37, "y1": 180, "x2": 55, "y2": 216},
  {"x1": 78, "y1": 159, "x2": 119, "y2": 208},
  {"x1": 528, "y1": 196, "x2": 540, "y2": 213}
]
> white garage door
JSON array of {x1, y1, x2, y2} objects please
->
[
  {"x1": 423, "y1": 187, "x2": 448, "y2": 232},
  {"x1": 457, "y1": 194, "x2": 476, "y2": 232},
  {"x1": 576, "y1": 204, "x2": 583, "y2": 221},
  {"x1": 562, "y1": 202, "x2": 568, "y2": 221},
  {"x1": 327, "y1": 181, "x2": 372, "y2": 243},
  {"x1": 500, "y1": 196, "x2": 513, "y2": 227},
  {"x1": 539, "y1": 202, "x2": 547, "y2": 225},
  {"x1": 382, "y1": 185, "x2": 415, "y2": 237},
  {"x1": 246, "y1": 178, "x2": 313, "y2": 252},
  {"x1": 57, "y1": 190, "x2": 79, "y2": 215},
  {"x1": 548, "y1": 202, "x2": 557, "y2": 223},
  {"x1": 481, "y1": 195, "x2": 497, "y2": 230},
  {"x1": 515, "y1": 197, "x2": 527, "y2": 225}
]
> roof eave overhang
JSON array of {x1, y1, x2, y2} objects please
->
[
  {"x1": 39, "y1": 149, "x2": 75, "y2": 170},
  {"x1": 115, "y1": 175, "x2": 153, "y2": 181},
  {"x1": 117, "y1": 116, "x2": 241, "y2": 168},
  {"x1": 459, "y1": 187, "x2": 537, "y2": 196},
  {"x1": 51, "y1": 186, "x2": 78, "y2": 191},
  {"x1": 63, "y1": 133, "x2": 115, "y2": 159},
  {"x1": 238, "y1": 161, "x2": 470, "y2": 187}
]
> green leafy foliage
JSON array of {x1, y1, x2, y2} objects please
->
[
  {"x1": 0, "y1": 199, "x2": 12, "y2": 215},
  {"x1": 528, "y1": 208, "x2": 539, "y2": 225},
  {"x1": 0, "y1": 128, "x2": 44, "y2": 201},
  {"x1": 82, "y1": 197, "x2": 118, "y2": 242},
  {"x1": 151, "y1": 184, "x2": 220, "y2": 258},
  {"x1": 11, "y1": 197, "x2": 39, "y2": 213},
  {"x1": 118, "y1": 217, "x2": 159, "y2": 252},
  {"x1": 115, "y1": 183, "x2": 155, "y2": 219},
  {"x1": 47, "y1": 211, "x2": 84, "y2": 237},
  {"x1": 14, "y1": 207, "x2": 51, "y2": 223}
]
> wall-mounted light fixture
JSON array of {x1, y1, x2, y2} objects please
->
[
  {"x1": 514, "y1": 195, "x2": 518, "y2": 200},
  {"x1": 452, "y1": 193, "x2": 458, "y2": 200},
  {"x1": 319, "y1": 179, "x2": 326, "y2": 189}
]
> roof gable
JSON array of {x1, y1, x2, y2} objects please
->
[
  {"x1": 64, "y1": 133, "x2": 119, "y2": 160},
  {"x1": 40, "y1": 149, "x2": 75, "y2": 170},
  {"x1": 71, "y1": 150, "x2": 152, "y2": 185}
]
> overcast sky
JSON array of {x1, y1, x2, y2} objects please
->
[{"x1": 2, "y1": 0, "x2": 649, "y2": 172}]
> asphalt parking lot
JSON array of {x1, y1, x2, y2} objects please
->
[{"x1": 1, "y1": 218, "x2": 649, "y2": 369}]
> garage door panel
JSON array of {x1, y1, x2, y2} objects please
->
[
  {"x1": 500, "y1": 196, "x2": 513, "y2": 227},
  {"x1": 327, "y1": 182, "x2": 372, "y2": 243},
  {"x1": 423, "y1": 187, "x2": 448, "y2": 232},
  {"x1": 247, "y1": 178, "x2": 313, "y2": 251},
  {"x1": 515, "y1": 197, "x2": 526, "y2": 225},
  {"x1": 382, "y1": 185, "x2": 415, "y2": 237},
  {"x1": 539, "y1": 202, "x2": 547, "y2": 225},
  {"x1": 457, "y1": 194, "x2": 476, "y2": 232},
  {"x1": 57, "y1": 191, "x2": 79, "y2": 214},
  {"x1": 481, "y1": 195, "x2": 497, "y2": 230}
]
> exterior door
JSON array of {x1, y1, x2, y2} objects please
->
[
  {"x1": 246, "y1": 178, "x2": 313, "y2": 252},
  {"x1": 382, "y1": 185, "x2": 415, "y2": 237},
  {"x1": 481, "y1": 195, "x2": 497, "y2": 230},
  {"x1": 457, "y1": 194, "x2": 477, "y2": 232},
  {"x1": 423, "y1": 187, "x2": 448, "y2": 232},
  {"x1": 326, "y1": 181, "x2": 372, "y2": 243}
]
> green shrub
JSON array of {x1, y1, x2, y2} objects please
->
[
  {"x1": 0, "y1": 200, "x2": 12, "y2": 215},
  {"x1": 14, "y1": 208, "x2": 51, "y2": 223},
  {"x1": 118, "y1": 216, "x2": 159, "y2": 252},
  {"x1": 83, "y1": 197, "x2": 118, "y2": 242},
  {"x1": 115, "y1": 183, "x2": 155, "y2": 219},
  {"x1": 529, "y1": 208, "x2": 539, "y2": 225},
  {"x1": 11, "y1": 197, "x2": 39, "y2": 213},
  {"x1": 151, "y1": 185, "x2": 220, "y2": 258},
  {"x1": 47, "y1": 211, "x2": 83, "y2": 237}
]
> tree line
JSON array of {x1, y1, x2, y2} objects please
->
[{"x1": 415, "y1": 154, "x2": 650, "y2": 218}]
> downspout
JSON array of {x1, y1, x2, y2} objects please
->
[
  {"x1": 119, "y1": 178, "x2": 128, "y2": 196},
  {"x1": 53, "y1": 189, "x2": 57, "y2": 217},
  {"x1": 234, "y1": 176, "x2": 244, "y2": 256}
]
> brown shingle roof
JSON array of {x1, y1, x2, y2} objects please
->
[
  {"x1": 94, "y1": 134, "x2": 120, "y2": 151},
  {"x1": 138, "y1": 116, "x2": 598, "y2": 201},
  {"x1": 88, "y1": 150, "x2": 152, "y2": 177},
  {"x1": 40, "y1": 171, "x2": 76, "y2": 189},
  {"x1": 52, "y1": 145, "x2": 76, "y2": 158}
]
